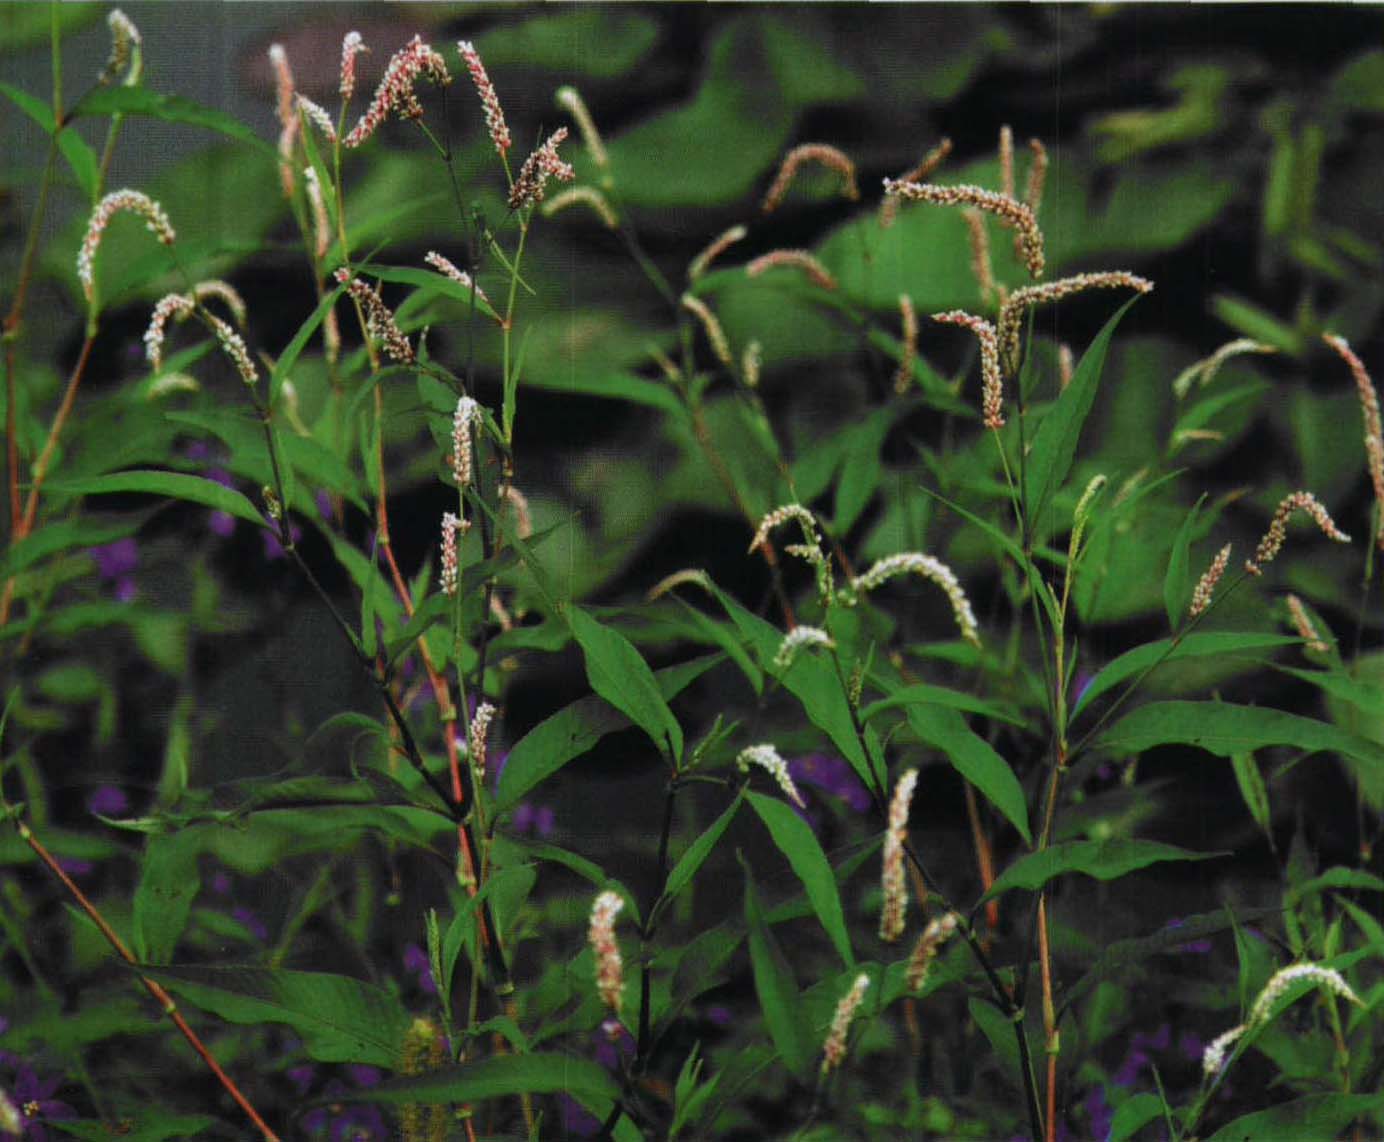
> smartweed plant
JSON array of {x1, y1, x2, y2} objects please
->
[{"x1": 1, "y1": 7, "x2": 1382, "y2": 1140}]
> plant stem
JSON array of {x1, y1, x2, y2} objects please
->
[{"x1": 8, "y1": 811, "x2": 281, "y2": 1140}]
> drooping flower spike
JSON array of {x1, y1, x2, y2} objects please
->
[
  {"x1": 850, "y1": 553, "x2": 981, "y2": 647},
  {"x1": 333, "y1": 269, "x2": 414, "y2": 363},
  {"x1": 144, "y1": 293, "x2": 195, "y2": 370},
  {"x1": 1323, "y1": 332, "x2": 1384, "y2": 550},
  {"x1": 932, "y1": 310, "x2": 1003, "y2": 429},
  {"x1": 773, "y1": 625, "x2": 835, "y2": 671},
  {"x1": 688, "y1": 224, "x2": 748, "y2": 281},
  {"x1": 745, "y1": 249, "x2": 838, "y2": 291},
  {"x1": 556, "y1": 85, "x2": 607, "y2": 170},
  {"x1": 1284, "y1": 594, "x2": 1329, "y2": 654},
  {"x1": 681, "y1": 293, "x2": 734, "y2": 368},
  {"x1": 508, "y1": 127, "x2": 575, "y2": 210},
  {"x1": 459, "y1": 40, "x2": 511, "y2": 157},
  {"x1": 761, "y1": 142, "x2": 860, "y2": 213},
  {"x1": 1173, "y1": 339, "x2": 1275, "y2": 400},
  {"x1": 880, "y1": 137, "x2": 952, "y2": 229},
  {"x1": 736, "y1": 744, "x2": 807, "y2": 809},
  {"x1": 997, "y1": 272, "x2": 1153, "y2": 376},
  {"x1": 820, "y1": 973, "x2": 871, "y2": 1076},
  {"x1": 1244, "y1": 491, "x2": 1350, "y2": 576},
  {"x1": 344, "y1": 35, "x2": 451, "y2": 148},
  {"x1": 884, "y1": 179, "x2": 1044, "y2": 278},
  {"x1": 295, "y1": 94, "x2": 337, "y2": 142},
  {"x1": 100, "y1": 9, "x2": 142, "y2": 86},
  {"x1": 77, "y1": 190, "x2": 175, "y2": 302},
  {"x1": 542, "y1": 186, "x2": 619, "y2": 230},
  {"x1": 879, "y1": 769, "x2": 918, "y2": 943},
  {"x1": 424, "y1": 251, "x2": 497, "y2": 320}
]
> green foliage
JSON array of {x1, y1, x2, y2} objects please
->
[{"x1": 2, "y1": 8, "x2": 1383, "y2": 1142}]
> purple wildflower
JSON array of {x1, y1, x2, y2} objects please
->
[
  {"x1": 8, "y1": 1064, "x2": 77, "y2": 1141},
  {"x1": 89, "y1": 537, "x2": 138, "y2": 600},
  {"x1": 512, "y1": 803, "x2": 555, "y2": 837},
  {"x1": 1084, "y1": 1084, "x2": 1113, "y2": 1140},
  {"x1": 87, "y1": 785, "x2": 129, "y2": 816},
  {"x1": 231, "y1": 906, "x2": 269, "y2": 942},
  {"x1": 1179, "y1": 1030, "x2": 1205, "y2": 1062},
  {"x1": 262, "y1": 522, "x2": 303, "y2": 561},
  {"x1": 204, "y1": 467, "x2": 237, "y2": 537},
  {"x1": 403, "y1": 944, "x2": 437, "y2": 996},
  {"x1": 54, "y1": 858, "x2": 93, "y2": 878},
  {"x1": 789, "y1": 754, "x2": 871, "y2": 812}
]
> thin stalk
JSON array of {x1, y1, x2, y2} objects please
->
[{"x1": 8, "y1": 811, "x2": 280, "y2": 1141}]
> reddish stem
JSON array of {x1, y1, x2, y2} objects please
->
[{"x1": 14, "y1": 817, "x2": 280, "y2": 1141}]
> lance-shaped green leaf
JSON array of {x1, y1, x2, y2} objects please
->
[
  {"x1": 1163, "y1": 494, "x2": 1206, "y2": 627},
  {"x1": 141, "y1": 965, "x2": 411, "y2": 1066},
  {"x1": 270, "y1": 285, "x2": 347, "y2": 397},
  {"x1": 1204, "y1": 1094, "x2": 1384, "y2": 1142},
  {"x1": 1024, "y1": 296, "x2": 1142, "y2": 532},
  {"x1": 48, "y1": 470, "x2": 264, "y2": 526},
  {"x1": 904, "y1": 705, "x2": 1030, "y2": 844},
  {"x1": 1230, "y1": 751, "x2": 1273, "y2": 839},
  {"x1": 132, "y1": 832, "x2": 200, "y2": 964},
  {"x1": 568, "y1": 605, "x2": 683, "y2": 761},
  {"x1": 0, "y1": 80, "x2": 98, "y2": 198},
  {"x1": 747, "y1": 792, "x2": 853, "y2": 967},
  {"x1": 496, "y1": 656, "x2": 715, "y2": 812},
  {"x1": 660, "y1": 791, "x2": 744, "y2": 912},
  {"x1": 980, "y1": 839, "x2": 1220, "y2": 904},
  {"x1": 70, "y1": 86, "x2": 273, "y2": 154},
  {"x1": 54, "y1": 1114, "x2": 217, "y2": 1141},
  {"x1": 1095, "y1": 701, "x2": 1384, "y2": 775},
  {"x1": 741, "y1": 858, "x2": 813, "y2": 1081},
  {"x1": 1072, "y1": 633, "x2": 1299, "y2": 721}
]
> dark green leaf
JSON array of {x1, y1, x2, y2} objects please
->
[
  {"x1": 1023, "y1": 296, "x2": 1142, "y2": 531},
  {"x1": 54, "y1": 1114, "x2": 217, "y2": 1141},
  {"x1": 1231, "y1": 751, "x2": 1273, "y2": 839},
  {"x1": 661, "y1": 791, "x2": 744, "y2": 910},
  {"x1": 496, "y1": 656, "x2": 715, "y2": 812},
  {"x1": 861, "y1": 681, "x2": 1025, "y2": 727},
  {"x1": 568, "y1": 605, "x2": 682, "y2": 761},
  {"x1": 70, "y1": 86, "x2": 273, "y2": 154},
  {"x1": 132, "y1": 833, "x2": 200, "y2": 964},
  {"x1": 1109, "y1": 1093, "x2": 1167, "y2": 1142},
  {"x1": 980, "y1": 839, "x2": 1220, "y2": 904},
  {"x1": 903, "y1": 705, "x2": 1030, "y2": 844},
  {"x1": 476, "y1": 9, "x2": 658, "y2": 77},
  {"x1": 48, "y1": 470, "x2": 264, "y2": 526},
  {"x1": 0, "y1": 79, "x2": 98, "y2": 197},
  {"x1": 143, "y1": 965, "x2": 411, "y2": 1065},
  {"x1": 325, "y1": 1049, "x2": 620, "y2": 1105},
  {"x1": 366, "y1": 264, "x2": 503, "y2": 326},
  {"x1": 1204, "y1": 1094, "x2": 1384, "y2": 1142},
  {"x1": 1073, "y1": 634, "x2": 1299, "y2": 721},
  {"x1": 747, "y1": 792, "x2": 853, "y2": 967},
  {"x1": 1096, "y1": 701, "x2": 1384, "y2": 776},
  {"x1": 742, "y1": 859, "x2": 813, "y2": 1081},
  {"x1": 1163, "y1": 494, "x2": 1206, "y2": 628}
]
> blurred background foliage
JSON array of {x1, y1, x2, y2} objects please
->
[{"x1": 4, "y1": 3, "x2": 1384, "y2": 1136}]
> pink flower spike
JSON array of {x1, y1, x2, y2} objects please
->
[
  {"x1": 589, "y1": 891, "x2": 625, "y2": 1015},
  {"x1": 78, "y1": 190, "x2": 176, "y2": 302},
  {"x1": 340, "y1": 31, "x2": 367, "y2": 101},
  {"x1": 144, "y1": 293, "x2": 194, "y2": 370},
  {"x1": 508, "y1": 127, "x2": 575, "y2": 210},
  {"x1": 458, "y1": 40, "x2": 511, "y2": 157},
  {"x1": 334, "y1": 268, "x2": 414, "y2": 363},
  {"x1": 344, "y1": 35, "x2": 451, "y2": 149}
]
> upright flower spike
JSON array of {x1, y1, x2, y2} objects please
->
[
  {"x1": 879, "y1": 769, "x2": 918, "y2": 943},
  {"x1": 333, "y1": 269, "x2": 414, "y2": 363},
  {"x1": 499, "y1": 485, "x2": 532, "y2": 539},
  {"x1": 681, "y1": 293, "x2": 734, "y2": 368},
  {"x1": 296, "y1": 94, "x2": 337, "y2": 142},
  {"x1": 961, "y1": 208, "x2": 996, "y2": 304},
  {"x1": 998, "y1": 125, "x2": 1014, "y2": 199},
  {"x1": 508, "y1": 127, "x2": 575, "y2": 210},
  {"x1": 468, "y1": 702, "x2": 497, "y2": 779},
  {"x1": 761, "y1": 142, "x2": 860, "y2": 213},
  {"x1": 344, "y1": 35, "x2": 451, "y2": 148},
  {"x1": 439, "y1": 512, "x2": 465, "y2": 595},
  {"x1": 745, "y1": 249, "x2": 838, "y2": 291},
  {"x1": 851, "y1": 553, "x2": 981, "y2": 647},
  {"x1": 820, "y1": 973, "x2": 871, "y2": 1077},
  {"x1": 457, "y1": 39, "x2": 511, "y2": 158},
  {"x1": 893, "y1": 294, "x2": 918, "y2": 395},
  {"x1": 1245, "y1": 491, "x2": 1350, "y2": 576},
  {"x1": 688, "y1": 224, "x2": 748, "y2": 281},
  {"x1": 884, "y1": 179, "x2": 1044, "y2": 278},
  {"x1": 269, "y1": 44, "x2": 298, "y2": 197},
  {"x1": 450, "y1": 396, "x2": 481, "y2": 487},
  {"x1": 556, "y1": 85, "x2": 607, "y2": 170},
  {"x1": 1284, "y1": 594, "x2": 1329, "y2": 654},
  {"x1": 997, "y1": 272, "x2": 1154, "y2": 375},
  {"x1": 77, "y1": 190, "x2": 175, "y2": 302},
  {"x1": 1188, "y1": 543, "x2": 1231, "y2": 618},
  {"x1": 906, "y1": 912, "x2": 960, "y2": 992},
  {"x1": 1323, "y1": 333, "x2": 1384, "y2": 550},
  {"x1": 100, "y1": 9, "x2": 142, "y2": 86},
  {"x1": 588, "y1": 891, "x2": 625, "y2": 1015},
  {"x1": 303, "y1": 167, "x2": 330, "y2": 258},
  {"x1": 932, "y1": 311, "x2": 1003, "y2": 429},
  {"x1": 1023, "y1": 138, "x2": 1049, "y2": 213},
  {"x1": 736, "y1": 744, "x2": 807, "y2": 809},
  {"x1": 339, "y1": 31, "x2": 366, "y2": 101}
]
